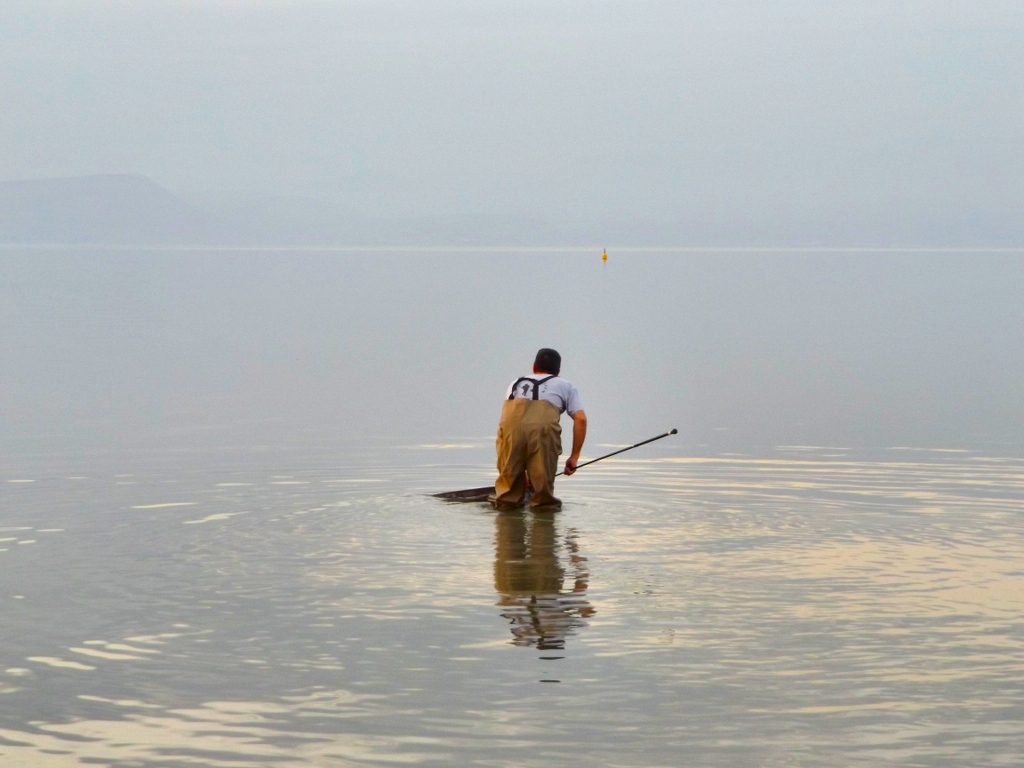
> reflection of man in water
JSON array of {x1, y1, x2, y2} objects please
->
[{"x1": 493, "y1": 510, "x2": 594, "y2": 650}]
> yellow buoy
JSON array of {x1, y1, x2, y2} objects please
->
[{"x1": 601, "y1": 249, "x2": 608, "y2": 262}]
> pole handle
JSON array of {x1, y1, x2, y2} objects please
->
[{"x1": 556, "y1": 428, "x2": 677, "y2": 477}]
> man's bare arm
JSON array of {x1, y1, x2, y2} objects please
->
[{"x1": 564, "y1": 410, "x2": 587, "y2": 475}]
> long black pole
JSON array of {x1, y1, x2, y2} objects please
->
[
  {"x1": 433, "y1": 428, "x2": 678, "y2": 499},
  {"x1": 555, "y1": 428, "x2": 678, "y2": 477}
]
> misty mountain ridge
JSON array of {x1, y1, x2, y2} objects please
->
[
  {"x1": 1, "y1": 174, "x2": 1020, "y2": 247},
  {"x1": 0, "y1": 174, "x2": 210, "y2": 244}
]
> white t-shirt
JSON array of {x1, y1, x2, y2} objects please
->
[{"x1": 505, "y1": 374, "x2": 584, "y2": 416}]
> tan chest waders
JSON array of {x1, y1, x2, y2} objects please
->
[{"x1": 492, "y1": 376, "x2": 562, "y2": 507}]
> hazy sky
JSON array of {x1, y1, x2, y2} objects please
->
[{"x1": 2, "y1": 1, "x2": 1023, "y2": 237}]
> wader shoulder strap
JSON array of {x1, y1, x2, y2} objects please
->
[{"x1": 508, "y1": 375, "x2": 557, "y2": 400}]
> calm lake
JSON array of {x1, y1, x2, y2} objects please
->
[
  {"x1": 2, "y1": 248, "x2": 1023, "y2": 765},
  {"x1": 2, "y1": 440, "x2": 1023, "y2": 767}
]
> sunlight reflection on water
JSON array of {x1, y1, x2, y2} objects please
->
[{"x1": 1, "y1": 444, "x2": 1023, "y2": 766}]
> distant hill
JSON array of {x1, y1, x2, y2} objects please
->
[
  {"x1": 0, "y1": 174, "x2": 209, "y2": 244},
  {"x1": 0, "y1": 176, "x2": 570, "y2": 246},
  {"x1": 7, "y1": 173, "x2": 1017, "y2": 247}
]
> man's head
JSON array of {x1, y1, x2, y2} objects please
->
[{"x1": 533, "y1": 348, "x2": 561, "y2": 376}]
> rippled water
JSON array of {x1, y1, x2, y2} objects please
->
[{"x1": 2, "y1": 442, "x2": 1023, "y2": 766}]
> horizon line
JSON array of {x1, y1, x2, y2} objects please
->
[{"x1": 3, "y1": 243, "x2": 1024, "y2": 253}]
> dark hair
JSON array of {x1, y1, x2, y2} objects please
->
[{"x1": 533, "y1": 348, "x2": 561, "y2": 375}]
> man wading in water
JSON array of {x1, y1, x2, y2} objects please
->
[{"x1": 491, "y1": 348, "x2": 587, "y2": 507}]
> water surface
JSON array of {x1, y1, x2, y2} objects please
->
[{"x1": 2, "y1": 442, "x2": 1023, "y2": 766}]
